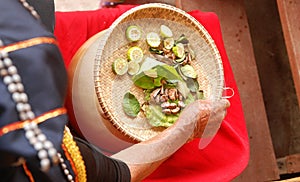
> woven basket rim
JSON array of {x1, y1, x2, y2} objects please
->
[{"x1": 93, "y1": 3, "x2": 224, "y2": 141}]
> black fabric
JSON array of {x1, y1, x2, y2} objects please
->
[
  {"x1": 27, "y1": 0, "x2": 55, "y2": 32},
  {"x1": 0, "y1": 0, "x2": 67, "y2": 166},
  {"x1": 0, "y1": 0, "x2": 131, "y2": 181},
  {"x1": 76, "y1": 137, "x2": 131, "y2": 182},
  {"x1": 0, "y1": 1, "x2": 71, "y2": 181}
]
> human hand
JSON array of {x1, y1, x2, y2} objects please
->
[
  {"x1": 182, "y1": 99, "x2": 230, "y2": 141},
  {"x1": 112, "y1": 99, "x2": 230, "y2": 165}
]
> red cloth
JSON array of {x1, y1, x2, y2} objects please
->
[{"x1": 54, "y1": 5, "x2": 249, "y2": 182}]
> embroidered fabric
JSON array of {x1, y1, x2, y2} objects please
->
[
  {"x1": 0, "y1": 40, "x2": 68, "y2": 173},
  {"x1": 0, "y1": 1, "x2": 75, "y2": 181}
]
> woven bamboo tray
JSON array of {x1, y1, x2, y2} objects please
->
[{"x1": 93, "y1": 3, "x2": 224, "y2": 142}]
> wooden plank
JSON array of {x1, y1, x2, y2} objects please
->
[
  {"x1": 277, "y1": 153, "x2": 300, "y2": 175},
  {"x1": 244, "y1": 0, "x2": 300, "y2": 159},
  {"x1": 275, "y1": 177, "x2": 300, "y2": 182},
  {"x1": 277, "y1": 0, "x2": 300, "y2": 108},
  {"x1": 179, "y1": 0, "x2": 280, "y2": 181}
]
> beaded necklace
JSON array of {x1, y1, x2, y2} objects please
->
[
  {"x1": 19, "y1": 0, "x2": 40, "y2": 19},
  {"x1": 0, "y1": 1, "x2": 76, "y2": 181}
]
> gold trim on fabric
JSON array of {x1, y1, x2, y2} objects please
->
[
  {"x1": 0, "y1": 108, "x2": 67, "y2": 136},
  {"x1": 23, "y1": 162, "x2": 35, "y2": 182},
  {"x1": 62, "y1": 127, "x2": 87, "y2": 182},
  {"x1": 0, "y1": 37, "x2": 58, "y2": 53}
]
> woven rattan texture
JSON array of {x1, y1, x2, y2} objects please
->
[{"x1": 94, "y1": 3, "x2": 224, "y2": 141}]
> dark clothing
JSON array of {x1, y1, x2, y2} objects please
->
[
  {"x1": 76, "y1": 137, "x2": 131, "y2": 182},
  {"x1": 0, "y1": 0, "x2": 131, "y2": 181},
  {"x1": 27, "y1": 0, "x2": 55, "y2": 32}
]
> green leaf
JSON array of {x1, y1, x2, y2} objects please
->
[
  {"x1": 132, "y1": 72, "x2": 155, "y2": 89},
  {"x1": 153, "y1": 76, "x2": 163, "y2": 87},
  {"x1": 143, "y1": 69, "x2": 158, "y2": 78},
  {"x1": 155, "y1": 65, "x2": 183, "y2": 81},
  {"x1": 165, "y1": 114, "x2": 179, "y2": 125},
  {"x1": 184, "y1": 93, "x2": 196, "y2": 105},
  {"x1": 180, "y1": 64, "x2": 197, "y2": 79},
  {"x1": 139, "y1": 56, "x2": 165, "y2": 74},
  {"x1": 197, "y1": 90, "x2": 205, "y2": 100},
  {"x1": 166, "y1": 80, "x2": 179, "y2": 84},
  {"x1": 145, "y1": 105, "x2": 166, "y2": 127},
  {"x1": 122, "y1": 92, "x2": 141, "y2": 117},
  {"x1": 176, "y1": 66, "x2": 187, "y2": 81},
  {"x1": 177, "y1": 81, "x2": 190, "y2": 98},
  {"x1": 175, "y1": 34, "x2": 189, "y2": 44},
  {"x1": 145, "y1": 105, "x2": 178, "y2": 127},
  {"x1": 133, "y1": 65, "x2": 182, "y2": 89},
  {"x1": 144, "y1": 89, "x2": 152, "y2": 101},
  {"x1": 186, "y1": 78, "x2": 199, "y2": 93},
  {"x1": 149, "y1": 47, "x2": 164, "y2": 55}
]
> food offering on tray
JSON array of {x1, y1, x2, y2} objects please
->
[
  {"x1": 68, "y1": 4, "x2": 224, "y2": 151},
  {"x1": 112, "y1": 24, "x2": 205, "y2": 128},
  {"x1": 92, "y1": 3, "x2": 224, "y2": 142}
]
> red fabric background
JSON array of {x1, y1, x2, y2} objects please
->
[{"x1": 54, "y1": 5, "x2": 249, "y2": 182}]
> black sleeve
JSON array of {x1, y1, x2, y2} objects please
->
[
  {"x1": 75, "y1": 137, "x2": 131, "y2": 182},
  {"x1": 26, "y1": 0, "x2": 55, "y2": 32}
]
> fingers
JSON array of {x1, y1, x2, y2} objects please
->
[
  {"x1": 220, "y1": 98, "x2": 230, "y2": 108},
  {"x1": 191, "y1": 99, "x2": 230, "y2": 139},
  {"x1": 173, "y1": 98, "x2": 230, "y2": 141}
]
